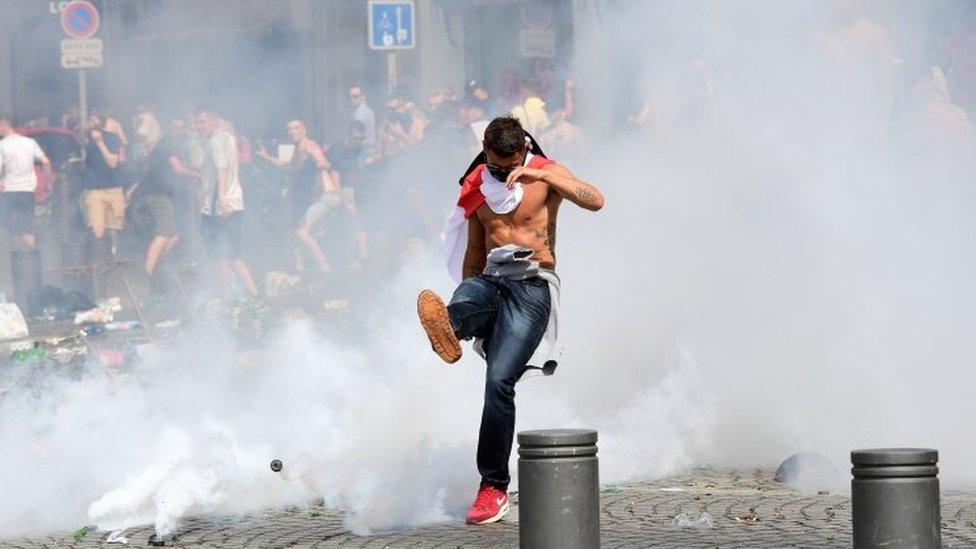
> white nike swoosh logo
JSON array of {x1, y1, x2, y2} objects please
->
[{"x1": 496, "y1": 497, "x2": 506, "y2": 505}]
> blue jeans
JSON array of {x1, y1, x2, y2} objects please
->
[{"x1": 447, "y1": 275, "x2": 551, "y2": 490}]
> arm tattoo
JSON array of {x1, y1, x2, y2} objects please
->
[
  {"x1": 548, "y1": 222, "x2": 557, "y2": 252},
  {"x1": 574, "y1": 186, "x2": 599, "y2": 207}
]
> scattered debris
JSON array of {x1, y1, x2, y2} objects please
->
[
  {"x1": 264, "y1": 271, "x2": 300, "y2": 297},
  {"x1": 29, "y1": 285, "x2": 96, "y2": 321},
  {"x1": 74, "y1": 309, "x2": 105, "y2": 325},
  {"x1": 0, "y1": 302, "x2": 29, "y2": 341},
  {"x1": 673, "y1": 512, "x2": 713, "y2": 529},
  {"x1": 106, "y1": 529, "x2": 128, "y2": 544},
  {"x1": 72, "y1": 297, "x2": 122, "y2": 325},
  {"x1": 734, "y1": 507, "x2": 761, "y2": 523},
  {"x1": 733, "y1": 514, "x2": 761, "y2": 524},
  {"x1": 10, "y1": 347, "x2": 45, "y2": 363},
  {"x1": 81, "y1": 324, "x2": 105, "y2": 337},
  {"x1": 105, "y1": 320, "x2": 141, "y2": 332},
  {"x1": 601, "y1": 484, "x2": 623, "y2": 494},
  {"x1": 72, "y1": 525, "x2": 93, "y2": 540},
  {"x1": 94, "y1": 347, "x2": 128, "y2": 368},
  {"x1": 47, "y1": 344, "x2": 88, "y2": 365},
  {"x1": 660, "y1": 487, "x2": 684, "y2": 492},
  {"x1": 8, "y1": 340, "x2": 32, "y2": 352},
  {"x1": 229, "y1": 296, "x2": 269, "y2": 332}
]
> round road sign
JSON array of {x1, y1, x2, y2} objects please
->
[{"x1": 61, "y1": 1, "x2": 100, "y2": 39}]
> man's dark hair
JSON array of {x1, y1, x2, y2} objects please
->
[{"x1": 483, "y1": 116, "x2": 525, "y2": 157}]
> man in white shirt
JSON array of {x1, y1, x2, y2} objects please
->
[
  {"x1": 193, "y1": 106, "x2": 257, "y2": 299},
  {"x1": 0, "y1": 116, "x2": 51, "y2": 249},
  {"x1": 349, "y1": 85, "x2": 376, "y2": 151}
]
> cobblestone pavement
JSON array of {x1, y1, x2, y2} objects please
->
[{"x1": 5, "y1": 469, "x2": 976, "y2": 548}]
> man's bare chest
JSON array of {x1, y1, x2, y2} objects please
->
[{"x1": 476, "y1": 186, "x2": 554, "y2": 227}]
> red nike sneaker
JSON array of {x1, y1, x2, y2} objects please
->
[{"x1": 465, "y1": 482, "x2": 510, "y2": 525}]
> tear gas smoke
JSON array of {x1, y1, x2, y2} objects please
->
[
  {"x1": 564, "y1": 0, "x2": 976, "y2": 481},
  {"x1": 3, "y1": 0, "x2": 976, "y2": 540}
]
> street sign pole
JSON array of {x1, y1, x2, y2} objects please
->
[
  {"x1": 60, "y1": 2, "x2": 102, "y2": 139},
  {"x1": 387, "y1": 52, "x2": 397, "y2": 93},
  {"x1": 368, "y1": 0, "x2": 414, "y2": 94},
  {"x1": 78, "y1": 68, "x2": 88, "y2": 137}
]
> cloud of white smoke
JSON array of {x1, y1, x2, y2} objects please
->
[
  {"x1": 565, "y1": 0, "x2": 976, "y2": 482},
  {"x1": 0, "y1": 238, "x2": 711, "y2": 538}
]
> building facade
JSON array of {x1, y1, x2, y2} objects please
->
[{"x1": 0, "y1": 0, "x2": 587, "y2": 142}]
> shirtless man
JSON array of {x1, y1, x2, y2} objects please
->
[
  {"x1": 257, "y1": 119, "x2": 343, "y2": 274},
  {"x1": 417, "y1": 116, "x2": 603, "y2": 525}
]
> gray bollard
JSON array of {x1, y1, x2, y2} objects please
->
[
  {"x1": 517, "y1": 429, "x2": 600, "y2": 549},
  {"x1": 851, "y1": 448, "x2": 940, "y2": 549}
]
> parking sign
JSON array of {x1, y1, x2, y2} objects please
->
[{"x1": 368, "y1": 1, "x2": 415, "y2": 50}]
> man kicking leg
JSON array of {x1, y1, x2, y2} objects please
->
[{"x1": 418, "y1": 116, "x2": 604, "y2": 524}]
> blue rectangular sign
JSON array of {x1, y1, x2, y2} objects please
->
[{"x1": 368, "y1": 0, "x2": 415, "y2": 50}]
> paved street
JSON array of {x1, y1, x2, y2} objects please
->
[{"x1": 5, "y1": 469, "x2": 976, "y2": 548}]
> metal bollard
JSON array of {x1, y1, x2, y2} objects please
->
[
  {"x1": 517, "y1": 429, "x2": 600, "y2": 549},
  {"x1": 11, "y1": 249, "x2": 42, "y2": 312},
  {"x1": 851, "y1": 448, "x2": 940, "y2": 549}
]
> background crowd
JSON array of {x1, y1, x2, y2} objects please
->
[{"x1": 0, "y1": 63, "x2": 590, "y2": 312}]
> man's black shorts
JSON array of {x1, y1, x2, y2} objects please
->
[
  {"x1": 144, "y1": 195, "x2": 178, "y2": 238},
  {"x1": 202, "y1": 211, "x2": 243, "y2": 260},
  {"x1": 1, "y1": 192, "x2": 35, "y2": 236}
]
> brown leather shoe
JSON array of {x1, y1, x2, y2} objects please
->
[{"x1": 417, "y1": 289, "x2": 462, "y2": 364}]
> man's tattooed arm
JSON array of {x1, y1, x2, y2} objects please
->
[
  {"x1": 540, "y1": 164, "x2": 605, "y2": 211},
  {"x1": 573, "y1": 187, "x2": 600, "y2": 209}
]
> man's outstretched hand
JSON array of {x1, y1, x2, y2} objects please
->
[{"x1": 505, "y1": 166, "x2": 548, "y2": 189}]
